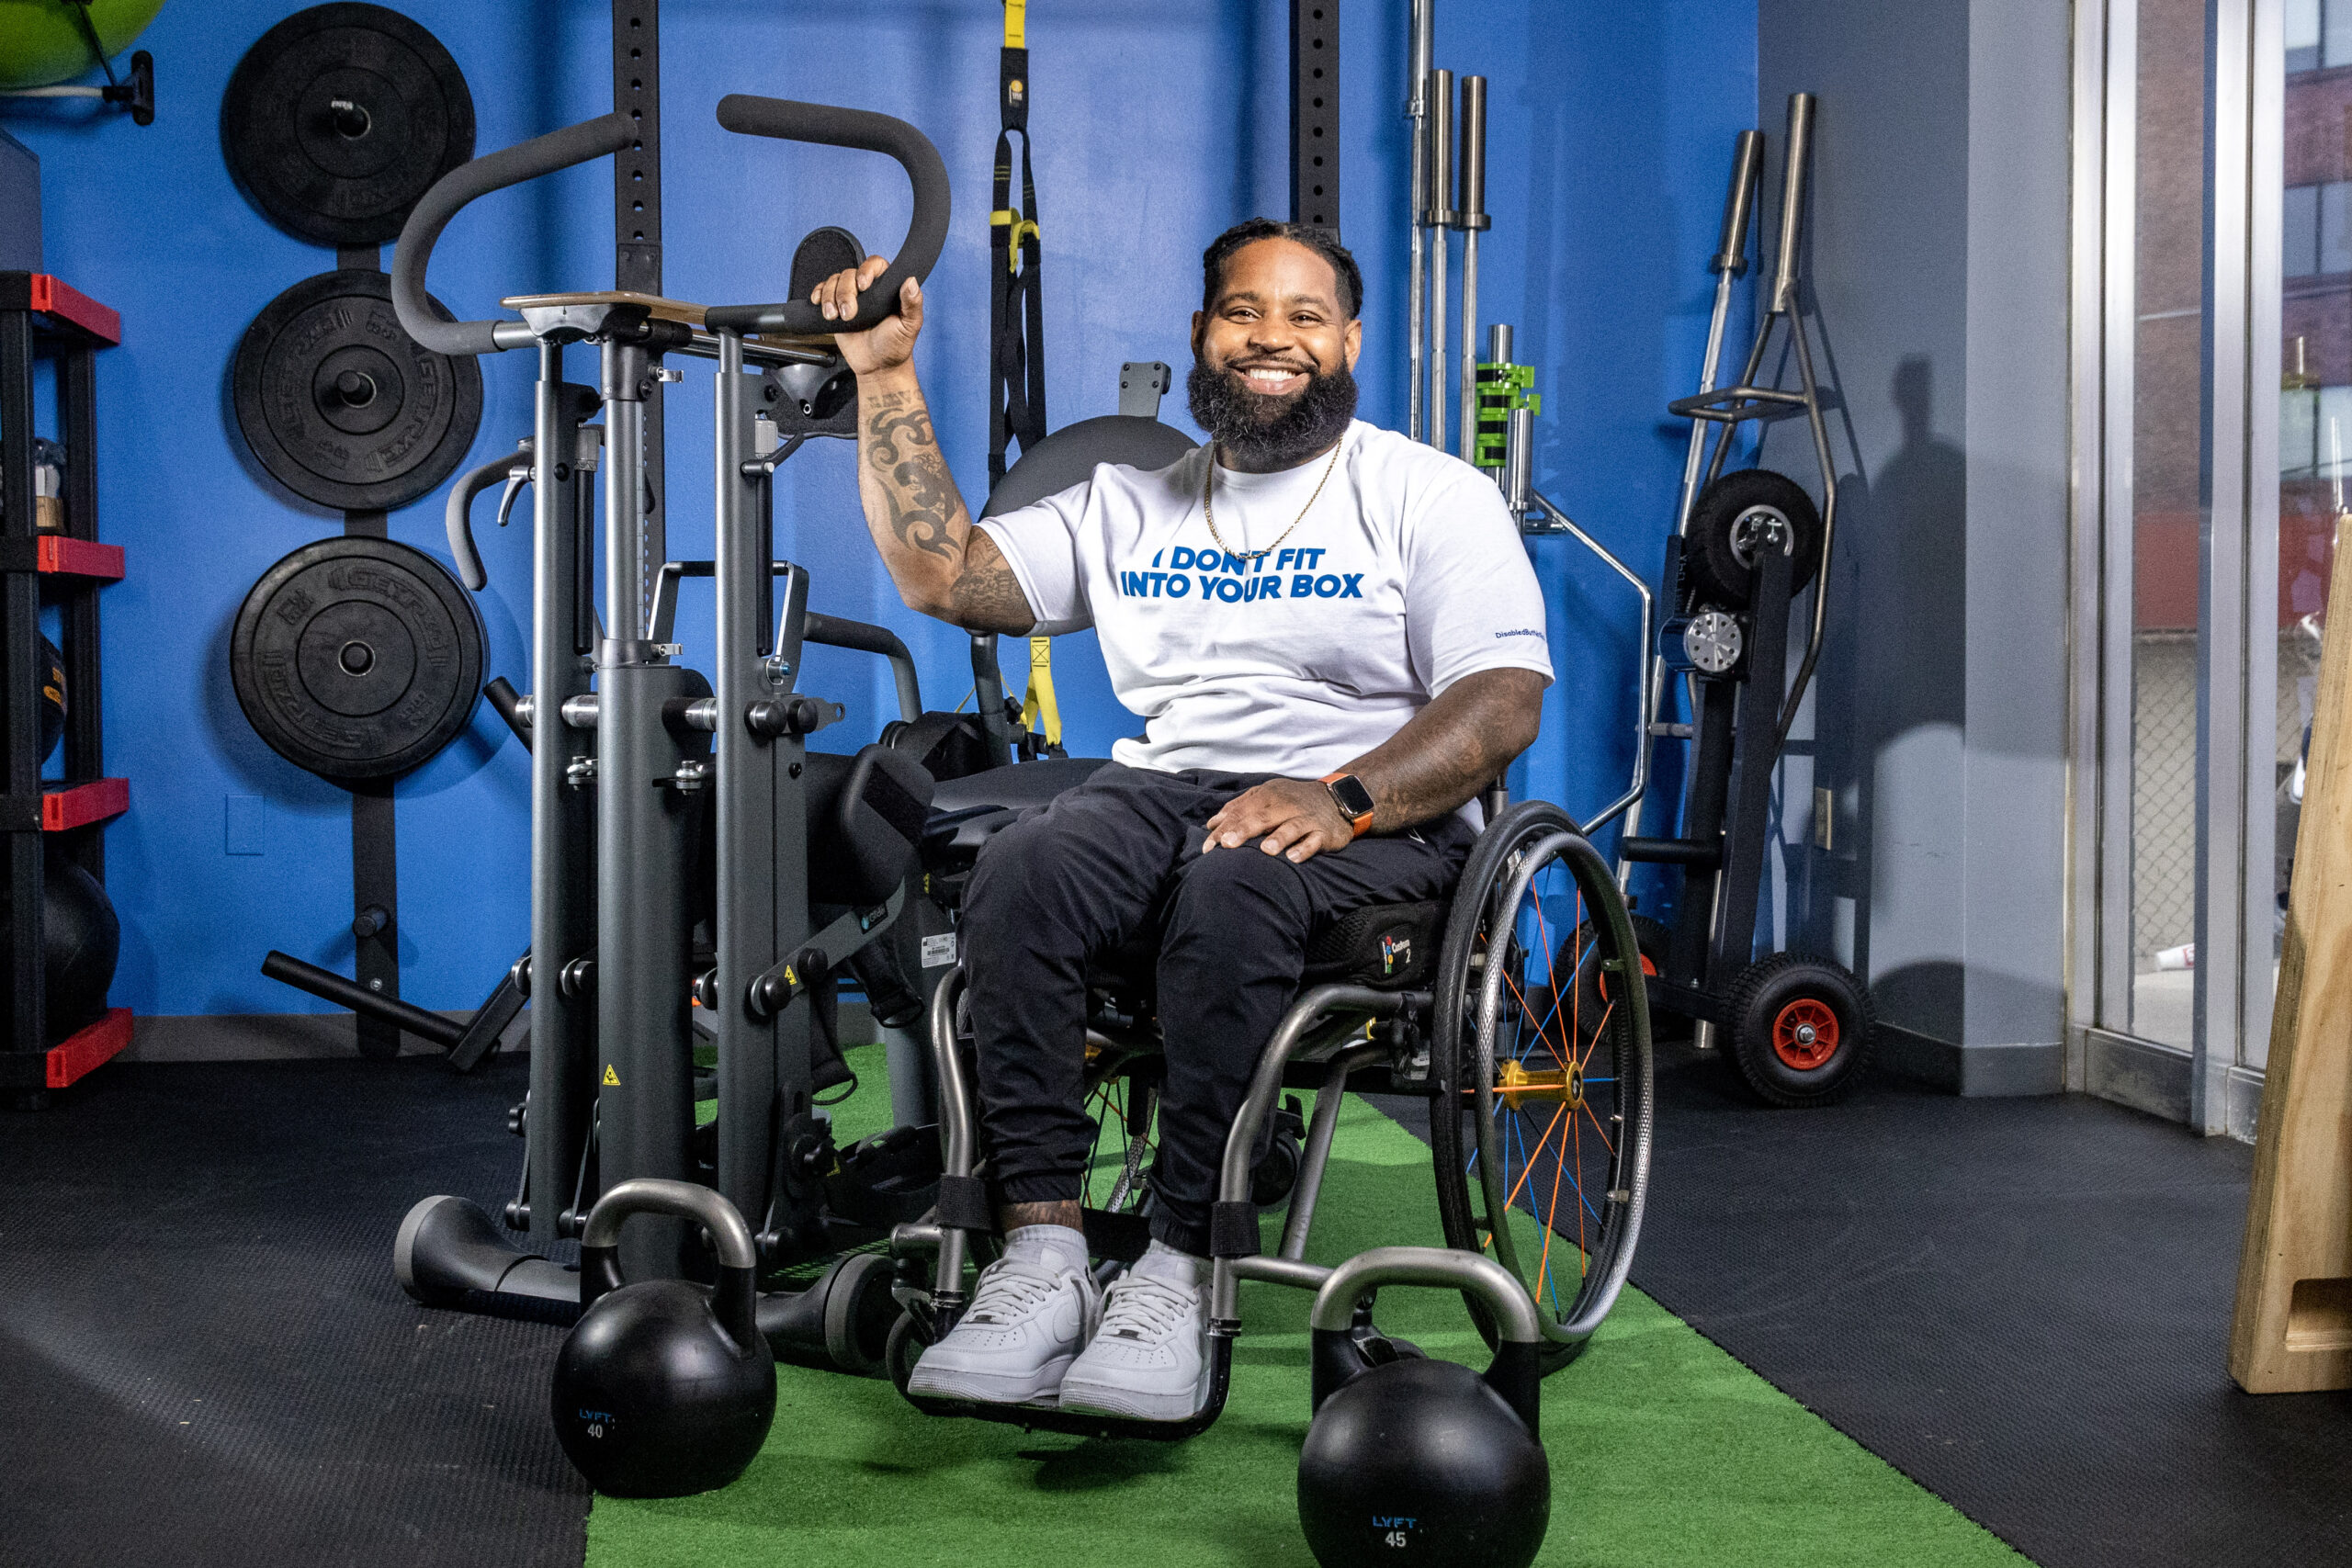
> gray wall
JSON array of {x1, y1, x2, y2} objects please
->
[{"x1": 1757, "y1": 0, "x2": 2072, "y2": 1093}]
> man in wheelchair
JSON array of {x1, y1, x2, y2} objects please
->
[{"x1": 809, "y1": 219, "x2": 1550, "y2": 1420}]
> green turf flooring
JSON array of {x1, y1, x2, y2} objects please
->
[{"x1": 599, "y1": 1051, "x2": 2023, "y2": 1567}]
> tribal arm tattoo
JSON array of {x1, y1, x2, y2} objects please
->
[{"x1": 854, "y1": 376, "x2": 1035, "y2": 634}]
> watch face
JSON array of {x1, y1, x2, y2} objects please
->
[{"x1": 1329, "y1": 774, "x2": 1376, "y2": 821}]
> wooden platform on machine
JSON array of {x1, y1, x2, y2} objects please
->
[{"x1": 499, "y1": 291, "x2": 835, "y2": 353}]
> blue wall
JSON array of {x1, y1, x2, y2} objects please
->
[{"x1": 6, "y1": 0, "x2": 1754, "y2": 1019}]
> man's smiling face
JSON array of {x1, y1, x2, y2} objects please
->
[
  {"x1": 1192, "y1": 237, "x2": 1364, "y2": 406},
  {"x1": 1188, "y1": 238, "x2": 1365, "y2": 470}
]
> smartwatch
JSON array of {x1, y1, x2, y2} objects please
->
[{"x1": 1320, "y1": 773, "x2": 1377, "y2": 839}]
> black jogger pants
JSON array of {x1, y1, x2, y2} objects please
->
[{"x1": 959, "y1": 763, "x2": 1475, "y2": 1255}]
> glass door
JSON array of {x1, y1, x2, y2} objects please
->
[{"x1": 2074, "y1": 0, "x2": 2281, "y2": 1137}]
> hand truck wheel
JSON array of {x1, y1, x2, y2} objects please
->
[{"x1": 1723, "y1": 952, "x2": 1875, "y2": 1108}]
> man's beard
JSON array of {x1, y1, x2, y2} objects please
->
[{"x1": 1187, "y1": 354, "x2": 1358, "y2": 471}]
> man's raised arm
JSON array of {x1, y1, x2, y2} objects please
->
[{"x1": 813, "y1": 260, "x2": 1037, "y2": 636}]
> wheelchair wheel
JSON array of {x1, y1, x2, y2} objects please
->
[{"x1": 1429, "y1": 801, "x2": 1655, "y2": 1372}]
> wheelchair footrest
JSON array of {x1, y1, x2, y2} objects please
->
[{"x1": 898, "y1": 1336, "x2": 1234, "y2": 1441}]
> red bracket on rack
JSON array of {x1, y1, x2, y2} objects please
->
[
  {"x1": 46, "y1": 1009, "x2": 132, "y2": 1089},
  {"x1": 36, "y1": 536, "x2": 125, "y2": 581},
  {"x1": 1, "y1": 274, "x2": 125, "y2": 345},
  {"x1": 41, "y1": 778, "x2": 128, "y2": 831}
]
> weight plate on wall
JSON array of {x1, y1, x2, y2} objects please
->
[
  {"x1": 232, "y1": 536, "x2": 486, "y2": 784},
  {"x1": 220, "y1": 3, "x2": 476, "y2": 248},
  {"x1": 233, "y1": 270, "x2": 484, "y2": 513}
]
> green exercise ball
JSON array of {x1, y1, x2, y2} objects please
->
[{"x1": 0, "y1": 0, "x2": 165, "y2": 90}]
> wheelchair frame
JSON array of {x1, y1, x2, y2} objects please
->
[{"x1": 888, "y1": 803, "x2": 1656, "y2": 1440}]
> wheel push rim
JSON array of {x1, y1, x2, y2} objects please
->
[{"x1": 1455, "y1": 818, "x2": 1652, "y2": 1352}]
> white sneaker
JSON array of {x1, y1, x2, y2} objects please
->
[
  {"x1": 1058, "y1": 1244, "x2": 1212, "y2": 1421},
  {"x1": 908, "y1": 1246, "x2": 1102, "y2": 1406}
]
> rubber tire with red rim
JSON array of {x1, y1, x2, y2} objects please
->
[{"x1": 1723, "y1": 953, "x2": 1874, "y2": 1108}]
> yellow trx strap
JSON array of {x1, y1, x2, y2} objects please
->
[
  {"x1": 1022, "y1": 635, "x2": 1061, "y2": 749},
  {"x1": 1003, "y1": 0, "x2": 1026, "y2": 49},
  {"x1": 989, "y1": 209, "x2": 1042, "y2": 269}
]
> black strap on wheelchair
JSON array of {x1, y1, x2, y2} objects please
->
[
  {"x1": 989, "y1": 0, "x2": 1047, "y2": 491},
  {"x1": 1210, "y1": 1200, "x2": 1261, "y2": 1259},
  {"x1": 936, "y1": 1173, "x2": 996, "y2": 1233}
]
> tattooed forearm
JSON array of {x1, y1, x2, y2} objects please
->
[
  {"x1": 850, "y1": 371, "x2": 1034, "y2": 630},
  {"x1": 1344, "y1": 669, "x2": 1545, "y2": 831},
  {"x1": 862, "y1": 399, "x2": 959, "y2": 558},
  {"x1": 948, "y1": 533, "x2": 1037, "y2": 635}
]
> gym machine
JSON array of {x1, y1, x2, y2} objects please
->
[{"x1": 370, "y1": 94, "x2": 955, "y2": 1336}]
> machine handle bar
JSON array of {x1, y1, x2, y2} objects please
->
[
  {"x1": 704, "y1": 95, "x2": 951, "y2": 336},
  {"x1": 391, "y1": 113, "x2": 638, "y2": 356}
]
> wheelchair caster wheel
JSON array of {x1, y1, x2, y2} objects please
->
[
  {"x1": 824, "y1": 1252, "x2": 901, "y2": 1376},
  {"x1": 885, "y1": 1308, "x2": 933, "y2": 1394},
  {"x1": 1724, "y1": 953, "x2": 1875, "y2": 1108}
]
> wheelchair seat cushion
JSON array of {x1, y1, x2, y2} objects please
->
[
  {"x1": 1087, "y1": 897, "x2": 1446, "y2": 998},
  {"x1": 1300, "y1": 899, "x2": 1445, "y2": 991}
]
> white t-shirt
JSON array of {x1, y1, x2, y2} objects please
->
[{"x1": 976, "y1": 419, "x2": 1553, "y2": 777}]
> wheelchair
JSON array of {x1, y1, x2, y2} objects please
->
[{"x1": 880, "y1": 764, "x2": 1657, "y2": 1439}]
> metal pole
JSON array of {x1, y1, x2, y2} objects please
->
[
  {"x1": 1675, "y1": 130, "x2": 1765, "y2": 536},
  {"x1": 527, "y1": 342, "x2": 595, "y2": 1257},
  {"x1": 1406, "y1": 1, "x2": 1433, "y2": 442},
  {"x1": 1456, "y1": 75, "x2": 1488, "y2": 462},
  {"x1": 711, "y1": 334, "x2": 777, "y2": 1231},
  {"x1": 1425, "y1": 68, "x2": 1454, "y2": 452}
]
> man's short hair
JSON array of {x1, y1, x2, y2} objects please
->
[{"x1": 1201, "y1": 219, "x2": 1363, "y2": 321}]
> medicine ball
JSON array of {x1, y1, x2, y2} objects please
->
[
  {"x1": 0, "y1": 853, "x2": 120, "y2": 1044},
  {"x1": 39, "y1": 634, "x2": 65, "y2": 768},
  {"x1": 550, "y1": 1179, "x2": 775, "y2": 1497}
]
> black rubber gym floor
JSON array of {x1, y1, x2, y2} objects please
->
[
  {"x1": 1573, "y1": 1043, "x2": 2352, "y2": 1568},
  {"x1": 6, "y1": 1047, "x2": 2346, "y2": 1568},
  {"x1": 0, "y1": 1054, "x2": 582, "y2": 1568}
]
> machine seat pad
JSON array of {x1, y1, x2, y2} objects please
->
[
  {"x1": 804, "y1": 745, "x2": 936, "y2": 907},
  {"x1": 927, "y1": 756, "x2": 1110, "y2": 816}
]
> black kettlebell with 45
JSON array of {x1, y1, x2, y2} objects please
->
[
  {"x1": 550, "y1": 1179, "x2": 775, "y2": 1496},
  {"x1": 1298, "y1": 1248, "x2": 1553, "y2": 1568}
]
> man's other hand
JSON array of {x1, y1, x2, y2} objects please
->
[
  {"x1": 1203, "y1": 779, "x2": 1355, "y2": 864},
  {"x1": 813, "y1": 254, "x2": 923, "y2": 377}
]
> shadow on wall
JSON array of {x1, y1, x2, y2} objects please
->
[{"x1": 1781, "y1": 353, "x2": 1966, "y2": 1042}]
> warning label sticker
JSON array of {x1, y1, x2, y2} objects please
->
[{"x1": 921, "y1": 933, "x2": 958, "y2": 969}]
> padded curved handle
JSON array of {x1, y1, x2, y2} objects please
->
[
  {"x1": 703, "y1": 96, "x2": 951, "y2": 336},
  {"x1": 444, "y1": 450, "x2": 523, "y2": 591},
  {"x1": 391, "y1": 113, "x2": 638, "y2": 356}
]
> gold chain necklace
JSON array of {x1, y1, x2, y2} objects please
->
[{"x1": 1201, "y1": 438, "x2": 1344, "y2": 563}]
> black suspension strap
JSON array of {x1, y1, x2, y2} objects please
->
[{"x1": 989, "y1": 0, "x2": 1046, "y2": 491}]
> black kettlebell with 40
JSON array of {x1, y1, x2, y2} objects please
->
[
  {"x1": 1298, "y1": 1248, "x2": 1553, "y2": 1568},
  {"x1": 550, "y1": 1179, "x2": 775, "y2": 1496}
]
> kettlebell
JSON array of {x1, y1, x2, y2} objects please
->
[
  {"x1": 1297, "y1": 1247, "x2": 1551, "y2": 1568},
  {"x1": 550, "y1": 1179, "x2": 775, "y2": 1497}
]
